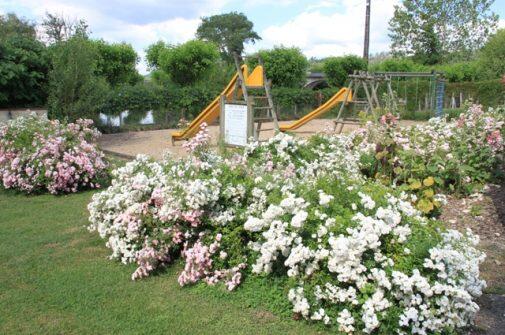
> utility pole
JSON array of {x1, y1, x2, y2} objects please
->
[{"x1": 363, "y1": 0, "x2": 371, "y2": 62}]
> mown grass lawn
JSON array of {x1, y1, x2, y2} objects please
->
[{"x1": 0, "y1": 189, "x2": 326, "y2": 335}]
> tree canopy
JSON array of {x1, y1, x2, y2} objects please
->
[
  {"x1": 41, "y1": 13, "x2": 90, "y2": 44},
  {"x1": 248, "y1": 46, "x2": 308, "y2": 88},
  {"x1": 196, "y1": 12, "x2": 261, "y2": 61},
  {"x1": 47, "y1": 36, "x2": 109, "y2": 121},
  {"x1": 158, "y1": 40, "x2": 220, "y2": 86},
  {"x1": 478, "y1": 29, "x2": 505, "y2": 80},
  {"x1": 323, "y1": 55, "x2": 367, "y2": 87},
  {"x1": 94, "y1": 40, "x2": 141, "y2": 86},
  {"x1": 0, "y1": 13, "x2": 36, "y2": 40},
  {"x1": 145, "y1": 40, "x2": 171, "y2": 70},
  {"x1": 0, "y1": 13, "x2": 49, "y2": 108},
  {"x1": 389, "y1": 0, "x2": 498, "y2": 64}
]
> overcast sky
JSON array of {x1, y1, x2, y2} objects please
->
[{"x1": 1, "y1": 0, "x2": 505, "y2": 74}]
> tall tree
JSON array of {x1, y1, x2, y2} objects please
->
[
  {"x1": 0, "y1": 13, "x2": 36, "y2": 40},
  {"x1": 41, "y1": 13, "x2": 90, "y2": 44},
  {"x1": 478, "y1": 29, "x2": 505, "y2": 80},
  {"x1": 196, "y1": 12, "x2": 260, "y2": 61},
  {"x1": 248, "y1": 47, "x2": 308, "y2": 88},
  {"x1": 389, "y1": 0, "x2": 498, "y2": 64},
  {"x1": 145, "y1": 40, "x2": 171, "y2": 70},
  {"x1": 0, "y1": 13, "x2": 49, "y2": 107},
  {"x1": 157, "y1": 40, "x2": 219, "y2": 86},
  {"x1": 47, "y1": 36, "x2": 108, "y2": 121},
  {"x1": 93, "y1": 40, "x2": 141, "y2": 86}
]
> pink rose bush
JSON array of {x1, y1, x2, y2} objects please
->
[
  {"x1": 0, "y1": 114, "x2": 108, "y2": 194},
  {"x1": 353, "y1": 104, "x2": 504, "y2": 195},
  {"x1": 86, "y1": 107, "x2": 503, "y2": 334}
]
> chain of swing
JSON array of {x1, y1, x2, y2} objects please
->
[
  {"x1": 392, "y1": 75, "x2": 438, "y2": 113},
  {"x1": 344, "y1": 72, "x2": 444, "y2": 119}
]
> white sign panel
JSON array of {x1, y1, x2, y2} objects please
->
[{"x1": 224, "y1": 104, "x2": 249, "y2": 146}]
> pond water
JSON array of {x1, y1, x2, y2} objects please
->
[{"x1": 99, "y1": 110, "x2": 154, "y2": 127}]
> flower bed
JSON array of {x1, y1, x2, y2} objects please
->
[
  {"x1": 0, "y1": 114, "x2": 108, "y2": 194},
  {"x1": 353, "y1": 105, "x2": 504, "y2": 213},
  {"x1": 88, "y1": 106, "x2": 503, "y2": 334}
]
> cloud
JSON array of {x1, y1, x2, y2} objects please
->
[
  {"x1": 3, "y1": 0, "x2": 229, "y2": 24},
  {"x1": 259, "y1": 0, "x2": 398, "y2": 58},
  {"x1": 499, "y1": 19, "x2": 505, "y2": 29},
  {"x1": 1, "y1": 0, "x2": 230, "y2": 74},
  {"x1": 2, "y1": 0, "x2": 402, "y2": 73}
]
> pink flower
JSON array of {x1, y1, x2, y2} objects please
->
[{"x1": 486, "y1": 130, "x2": 503, "y2": 150}]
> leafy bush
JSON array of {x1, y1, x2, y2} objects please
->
[
  {"x1": 87, "y1": 105, "x2": 503, "y2": 333},
  {"x1": 94, "y1": 39, "x2": 142, "y2": 86},
  {"x1": 47, "y1": 36, "x2": 110, "y2": 122},
  {"x1": 369, "y1": 58, "x2": 428, "y2": 73},
  {"x1": 0, "y1": 114, "x2": 108, "y2": 194},
  {"x1": 323, "y1": 55, "x2": 367, "y2": 87},
  {"x1": 356, "y1": 105, "x2": 504, "y2": 198},
  {"x1": 248, "y1": 46, "x2": 308, "y2": 88},
  {"x1": 0, "y1": 14, "x2": 49, "y2": 108},
  {"x1": 97, "y1": 83, "x2": 163, "y2": 117},
  {"x1": 445, "y1": 79, "x2": 504, "y2": 108},
  {"x1": 435, "y1": 61, "x2": 480, "y2": 82},
  {"x1": 478, "y1": 28, "x2": 505, "y2": 80},
  {"x1": 145, "y1": 41, "x2": 170, "y2": 70},
  {"x1": 158, "y1": 40, "x2": 220, "y2": 86}
]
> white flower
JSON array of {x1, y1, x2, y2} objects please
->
[
  {"x1": 291, "y1": 210, "x2": 308, "y2": 228},
  {"x1": 318, "y1": 190, "x2": 334, "y2": 206}
]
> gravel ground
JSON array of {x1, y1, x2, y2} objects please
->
[
  {"x1": 98, "y1": 119, "x2": 422, "y2": 160},
  {"x1": 440, "y1": 183, "x2": 505, "y2": 335}
]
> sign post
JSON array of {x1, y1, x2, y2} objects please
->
[{"x1": 220, "y1": 95, "x2": 253, "y2": 147}]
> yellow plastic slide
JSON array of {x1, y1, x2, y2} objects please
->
[
  {"x1": 171, "y1": 66, "x2": 250, "y2": 143},
  {"x1": 279, "y1": 88, "x2": 352, "y2": 132}
]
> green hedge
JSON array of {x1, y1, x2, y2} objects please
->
[
  {"x1": 97, "y1": 79, "x2": 504, "y2": 131},
  {"x1": 445, "y1": 80, "x2": 505, "y2": 107}
]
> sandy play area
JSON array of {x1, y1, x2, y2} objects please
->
[{"x1": 98, "y1": 118, "x2": 421, "y2": 160}]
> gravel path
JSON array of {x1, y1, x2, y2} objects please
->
[
  {"x1": 98, "y1": 118, "x2": 422, "y2": 160},
  {"x1": 440, "y1": 183, "x2": 505, "y2": 335}
]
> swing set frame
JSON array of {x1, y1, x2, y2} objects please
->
[{"x1": 334, "y1": 71, "x2": 445, "y2": 133}]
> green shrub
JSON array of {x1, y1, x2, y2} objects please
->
[
  {"x1": 478, "y1": 28, "x2": 505, "y2": 80},
  {"x1": 434, "y1": 61, "x2": 480, "y2": 82},
  {"x1": 369, "y1": 58, "x2": 428, "y2": 73},
  {"x1": 323, "y1": 55, "x2": 367, "y2": 87},
  {"x1": 158, "y1": 40, "x2": 220, "y2": 86},
  {"x1": 248, "y1": 46, "x2": 309, "y2": 88},
  {"x1": 47, "y1": 36, "x2": 110, "y2": 122},
  {"x1": 0, "y1": 14, "x2": 49, "y2": 108},
  {"x1": 97, "y1": 83, "x2": 162, "y2": 117},
  {"x1": 445, "y1": 80, "x2": 505, "y2": 107},
  {"x1": 94, "y1": 40, "x2": 142, "y2": 86}
]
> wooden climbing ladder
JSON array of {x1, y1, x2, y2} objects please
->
[{"x1": 233, "y1": 54, "x2": 278, "y2": 141}]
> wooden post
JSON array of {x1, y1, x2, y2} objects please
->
[
  {"x1": 247, "y1": 96, "x2": 255, "y2": 141},
  {"x1": 233, "y1": 53, "x2": 248, "y2": 102},
  {"x1": 219, "y1": 95, "x2": 226, "y2": 142},
  {"x1": 258, "y1": 57, "x2": 279, "y2": 133}
]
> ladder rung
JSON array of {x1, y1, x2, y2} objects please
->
[
  {"x1": 254, "y1": 117, "x2": 274, "y2": 122},
  {"x1": 253, "y1": 106, "x2": 272, "y2": 110}
]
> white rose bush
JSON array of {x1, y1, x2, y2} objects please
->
[
  {"x1": 0, "y1": 114, "x2": 108, "y2": 194},
  {"x1": 88, "y1": 105, "x2": 503, "y2": 334}
]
